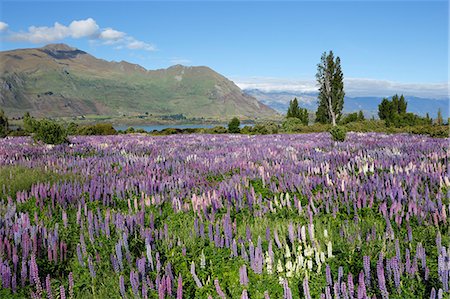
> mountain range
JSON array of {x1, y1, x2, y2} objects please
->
[
  {"x1": 244, "y1": 89, "x2": 449, "y2": 119},
  {"x1": 0, "y1": 44, "x2": 277, "y2": 119}
]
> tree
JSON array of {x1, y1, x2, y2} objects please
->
[
  {"x1": 437, "y1": 108, "x2": 443, "y2": 125},
  {"x1": 391, "y1": 94, "x2": 400, "y2": 115},
  {"x1": 378, "y1": 98, "x2": 392, "y2": 120},
  {"x1": 33, "y1": 119, "x2": 68, "y2": 144},
  {"x1": 398, "y1": 95, "x2": 407, "y2": 114},
  {"x1": 286, "y1": 98, "x2": 309, "y2": 125},
  {"x1": 315, "y1": 51, "x2": 345, "y2": 126},
  {"x1": 0, "y1": 109, "x2": 9, "y2": 138},
  {"x1": 358, "y1": 110, "x2": 365, "y2": 121},
  {"x1": 228, "y1": 117, "x2": 241, "y2": 133},
  {"x1": 287, "y1": 98, "x2": 300, "y2": 118}
]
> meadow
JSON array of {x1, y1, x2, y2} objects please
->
[{"x1": 0, "y1": 133, "x2": 448, "y2": 298}]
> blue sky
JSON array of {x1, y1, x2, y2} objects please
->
[{"x1": 0, "y1": 1, "x2": 448, "y2": 97}]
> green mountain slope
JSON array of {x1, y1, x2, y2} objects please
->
[{"x1": 0, "y1": 44, "x2": 278, "y2": 119}]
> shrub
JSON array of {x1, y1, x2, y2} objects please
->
[
  {"x1": 77, "y1": 123, "x2": 117, "y2": 135},
  {"x1": 208, "y1": 126, "x2": 228, "y2": 134},
  {"x1": 228, "y1": 117, "x2": 241, "y2": 133},
  {"x1": 0, "y1": 109, "x2": 9, "y2": 138},
  {"x1": 240, "y1": 125, "x2": 254, "y2": 134},
  {"x1": 282, "y1": 117, "x2": 305, "y2": 133},
  {"x1": 329, "y1": 125, "x2": 347, "y2": 142},
  {"x1": 252, "y1": 121, "x2": 279, "y2": 135},
  {"x1": 33, "y1": 119, "x2": 68, "y2": 144}
]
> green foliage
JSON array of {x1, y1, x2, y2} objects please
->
[
  {"x1": 340, "y1": 110, "x2": 365, "y2": 125},
  {"x1": 286, "y1": 98, "x2": 309, "y2": 125},
  {"x1": 315, "y1": 51, "x2": 345, "y2": 126},
  {"x1": 436, "y1": 108, "x2": 443, "y2": 125},
  {"x1": 76, "y1": 123, "x2": 117, "y2": 135},
  {"x1": 23, "y1": 112, "x2": 39, "y2": 133},
  {"x1": 252, "y1": 121, "x2": 279, "y2": 135},
  {"x1": 378, "y1": 95, "x2": 430, "y2": 128},
  {"x1": 228, "y1": 117, "x2": 241, "y2": 133},
  {"x1": 0, "y1": 109, "x2": 9, "y2": 138},
  {"x1": 33, "y1": 119, "x2": 68, "y2": 144},
  {"x1": 329, "y1": 125, "x2": 347, "y2": 142},
  {"x1": 0, "y1": 166, "x2": 75, "y2": 199},
  {"x1": 282, "y1": 117, "x2": 305, "y2": 133}
]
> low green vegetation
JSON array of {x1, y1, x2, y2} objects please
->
[
  {"x1": 228, "y1": 117, "x2": 241, "y2": 133},
  {"x1": 329, "y1": 125, "x2": 347, "y2": 142}
]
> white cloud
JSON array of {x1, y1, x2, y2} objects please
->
[
  {"x1": 7, "y1": 18, "x2": 156, "y2": 52},
  {"x1": 125, "y1": 39, "x2": 155, "y2": 51},
  {"x1": 234, "y1": 77, "x2": 449, "y2": 99},
  {"x1": 0, "y1": 21, "x2": 9, "y2": 32},
  {"x1": 99, "y1": 28, "x2": 126, "y2": 41},
  {"x1": 69, "y1": 18, "x2": 99, "y2": 38},
  {"x1": 10, "y1": 22, "x2": 70, "y2": 43}
]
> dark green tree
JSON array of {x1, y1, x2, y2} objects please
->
[
  {"x1": 378, "y1": 98, "x2": 393, "y2": 120},
  {"x1": 23, "y1": 112, "x2": 38, "y2": 133},
  {"x1": 437, "y1": 108, "x2": 443, "y2": 125},
  {"x1": 398, "y1": 95, "x2": 407, "y2": 114},
  {"x1": 315, "y1": 51, "x2": 345, "y2": 126},
  {"x1": 358, "y1": 110, "x2": 365, "y2": 121},
  {"x1": 33, "y1": 119, "x2": 68, "y2": 144},
  {"x1": 0, "y1": 109, "x2": 9, "y2": 138},
  {"x1": 287, "y1": 98, "x2": 300, "y2": 118},
  {"x1": 228, "y1": 117, "x2": 241, "y2": 133},
  {"x1": 391, "y1": 94, "x2": 400, "y2": 115}
]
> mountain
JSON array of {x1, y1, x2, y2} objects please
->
[
  {"x1": 244, "y1": 89, "x2": 449, "y2": 119},
  {"x1": 0, "y1": 44, "x2": 278, "y2": 119}
]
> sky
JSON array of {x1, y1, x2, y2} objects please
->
[{"x1": 0, "y1": 0, "x2": 448, "y2": 98}]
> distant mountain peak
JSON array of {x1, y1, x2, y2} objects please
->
[{"x1": 41, "y1": 43, "x2": 77, "y2": 51}]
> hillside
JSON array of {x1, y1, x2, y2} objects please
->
[
  {"x1": 244, "y1": 89, "x2": 449, "y2": 118},
  {"x1": 0, "y1": 44, "x2": 277, "y2": 119}
]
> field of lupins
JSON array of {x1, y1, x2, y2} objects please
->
[{"x1": 0, "y1": 133, "x2": 448, "y2": 299}]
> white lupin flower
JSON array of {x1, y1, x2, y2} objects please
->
[
  {"x1": 315, "y1": 250, "x2": 321, "y2": 266},
  {"x1": 265, "y1": 252, "x2": 273, "y2": 274},
  {"x1": 285, "y1": 244, "x2": 291, "y2": 258},
  {"x1": 285, "y1": 260, "x2": 293, "y2": 277},
  {"x1": 298, "y1": 254, "x2": 304, "y2": 268},
  {"x1": 324, "y1": 229, "x2": 328, "y2": 239},
  {"x1": 327, "y1": 241, "x2": 333, "y2": 258},
  {"x1": 320, "y1": 252, "x2": 326, "y2": 263},
  {"x1": 301, "y1": 226, "x2": 306, "y2": 243},
  {"x1": 304, "y1": 245, "x2": 313, "y2": 257},
  {"x1": 277, "y1": 259, "x2": 284, "y2": 273},
  {"x1": 200, "y1": 250, "x2": 206, "y2": 269},
  {"x1": 307, "y1": 259, "x2": 313, "y2": 270}
]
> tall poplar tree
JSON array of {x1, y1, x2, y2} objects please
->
[{"x1": 315, "y1": 51, "x2": 345, "y2": 126}]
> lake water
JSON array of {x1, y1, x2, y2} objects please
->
[{"x1": 114, "y1": 123, "x2": 252, "y2": 132}]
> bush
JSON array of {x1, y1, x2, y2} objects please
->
[
  {"x1": 77, "y1": 123, "x2": 117, "y2": 135},
  {"x1": 33, "y1": 119, "x2": 68, "y2": 144},
  {"x1": 228, "y1": 117, "x2": 241, "y2": 133},
  {"x1": 0, "y1": 109, "x2": 9, "y2": 138},
  {"x1": 252, "y1": 121, "x2": 279, "y2": 135},
  {"x1": 282, "y1": 117, "x2": 305, "y2": 133},
  {"x1": 329, "y1": 125, "x2": 347, "y2": 142}
]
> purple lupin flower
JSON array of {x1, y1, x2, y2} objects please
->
[
  {"x1": 68, "y1": 272, "x2": 74, "y2": 299},
  {"x1": 326, "y1": 264, "x2": 333, "y2": 286},
  {"x1": 303, "y1": 278, "x2": 312, "y2": 299},
  {"x1": 347, "y1": 273, "x2": 354, "y2": 298},
  {"x1": 60, "y1": 285, "x2": 66, "y2": 299},
  {"x1": 46, "y1": 274, "x2": 53, "y2": 299},
  {"x1": 283, "y1": 279, "x2": 293, "y2": 299},
  {"x1": 264, "y1": 291, "x2": 270, "y2": 299},
  {"x1": 190, "y1": 261, "x2": 202, "y2": 288},
  {"x1": 119, "y1": 275, "x2": 126, "y2": 298},
  {"x1": 430, "y1": 288, "x2": 436, "y2": 299},
  {"x1": 177, "y1": 274, "x2": 183, "y2": 299},
  {"x1": 130, "y1": 270, "x2": 140, "y2": 297},
  {"x1": 239, "y1": 265, "x2": 249, "y2": 286},
  {"x1": 241, "y1": 289, "x2": 249, "y2": 299},
  {"x1": 376, "y1": 253, "x2": 389, "y2": 299},
  {"x1": 363, "y1": 256, "x2": 371, "y2": 287},
  {"x1": 214, "y1": 279, "x2": 226, "y2": 299},
  {"x1": 88, "y1": 256, "x2": 96, "y2": 278},
  {"x1": 357, "y1": 271, "x2": 367, "y2": 299}
]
